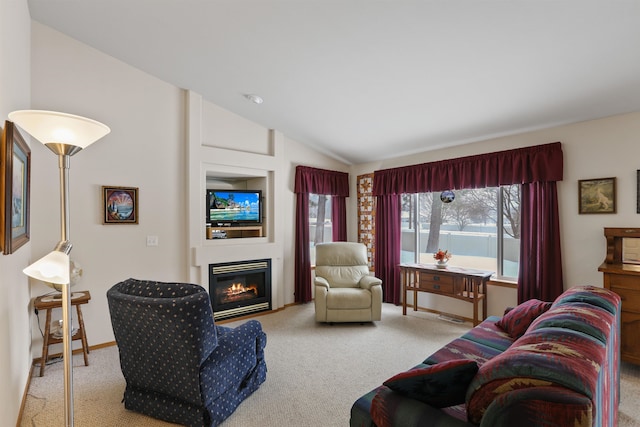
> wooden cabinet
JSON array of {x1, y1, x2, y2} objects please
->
[
  {"x1": 400, "y1": 264, "x2": 493, "y2": 326},
  {"x1": 207, "y1": 225, "x2": 263, "y2": 239},
  {"x1": 598, "y1": 227, "x2": 640, "y2": 365}
]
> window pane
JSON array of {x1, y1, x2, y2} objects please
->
[
  {"x1": 400, "y1": 186, "x2": 520, "y2": 279},
  {"x1": 400, "y1": 194, "x2": 417, "y2": 263},
  {"x1": 501, "y1": 185, "x2": 520, "y2": 278},
  {"x1": 309, "y1": 193, "x2": 332, "y2": 264}
]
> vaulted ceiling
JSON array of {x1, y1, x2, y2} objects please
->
[{"x1": 27, "y1": 0, "x2": 640, "y2": 164}]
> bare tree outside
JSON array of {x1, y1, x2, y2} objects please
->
[
  {"x1": 314, "y1": 194, "x2": 327, "y2": 244},
  {"x1": 502, "y1": 185, "x2": 520, "y2": 239},
  {"x1": 425, "y1": 192, "x2": 442, "y2": 253}
]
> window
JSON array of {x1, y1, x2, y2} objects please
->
[
  {"x1": 400, "y1": 185, "x2": 520, "y2": 279},
  {"x1": 309, "y1": 193, "x2": 332, "y2": 264}
]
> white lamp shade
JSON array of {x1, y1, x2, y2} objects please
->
[
  {"x1": 8, "y1": 110, "x2": 110, "y2": 149},
  {"x1": 23, "y1": 251, "x2": 70, "y2": 285}
]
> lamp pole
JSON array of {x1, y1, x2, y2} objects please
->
[
  {"x1": 53, "y1": 147, "x2": 75, "y2": 427},
  {"x1": 9, "y1": 110, "x2": 110, "y2": 427}
]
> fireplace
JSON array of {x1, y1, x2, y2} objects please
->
[{"x1": 209, "y1": 259, "x2": 271, "y2": 320}]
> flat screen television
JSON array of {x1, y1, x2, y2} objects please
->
[{"x1": 206, "y1": 189, "x2": 263, "y2": 226}]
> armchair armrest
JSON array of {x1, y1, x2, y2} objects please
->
[
  {"x1": 315, "y1": 276, "x2": 330, "y2": 289},
  {"x1": 359, "y1": 275, "x2": 382, "y2": 290},
  {"x1": 203, "y1": 320, "x2": 267, "y2": 399},
  {"x1": 211, "y1": 320, "x2": 266, "y2": 360}
]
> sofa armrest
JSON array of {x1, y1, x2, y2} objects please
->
[
  {"x1": 359, "y1": 275, "x2": 382, "y2": 290},
  {"x1": 314, "y1": 276, "x2": 330, "y2": 289},
  {"x1": 479, "y1": 386, "x2": 592, "y2": 427}
]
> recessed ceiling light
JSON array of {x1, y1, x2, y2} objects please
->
[{"x1": 243, "y1": 94, "x2": 264, "y2": 104}]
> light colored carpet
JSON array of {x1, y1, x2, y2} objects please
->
[{"x1": 21, "y1": 303, "x2": 640, "y2": 426}]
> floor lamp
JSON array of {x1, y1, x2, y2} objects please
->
[{"x1": 9, "y1": 110, "x2": 110, "y2": 427}]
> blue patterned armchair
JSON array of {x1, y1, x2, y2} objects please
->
[{"x1": 107, "y1": 278, "x2": 267, "y2": 426}]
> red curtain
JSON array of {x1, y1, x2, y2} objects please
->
[
  {"x1": 373, "y1": 142, "x2": 563, "y2": 194},
  {"x1": 372, "y1": 142, "x2": 564, "y2": 303},
  {"x1": 375, "y1": 195, "x2": 402, "y2": 304},
  {"x1": 294, "y1": 192, "x2": 312, "y2": 303},
  {"x1": 518, "y1": 181, "x2": 563, "y2": 303},
  {"x1": 331, "y1": 196, "x2": 347, "y2": 242},
  {"x1": 294, "y1": 166, "x2": 349, "y2": 303}
]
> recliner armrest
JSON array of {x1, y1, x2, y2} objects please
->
[
  {"x1": 208, "y1": 320, "x2": 266, "y2": 363},
  {"x1": 315, "y1": 276, "x2": 330, "y2": 289},
  {"x1": 359, "y1": 275, "x2": 382, "y2": 290}
]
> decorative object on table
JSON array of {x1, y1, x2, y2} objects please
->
[
  {"x1": 578, "y1": 177, "x2": 616, "y2": 214},
  {"x1": 433, "y1": 249, "x2": 451, "y2": 268},
  {"x1": 1, "y1": 121, "x2": 31, "y2": 255},
  {"x1": 440, "y1": 190, "x2": 455, "y2": 203},
  {"x1": 10, "y1": 109, "x2": 110, "y2": 427},
  {"x1": 102, "y1": 186, "x2": 138, "y2": 224}
]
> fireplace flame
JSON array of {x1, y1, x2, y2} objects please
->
[{"x1": 220, "y1": 282, "x2": 259, "y2": 304}]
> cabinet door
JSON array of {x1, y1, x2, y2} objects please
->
[{"x1": 621, "y1": 311, "x2": 640, "y2": 364}]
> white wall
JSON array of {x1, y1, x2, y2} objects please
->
[
  {"x1": 187, "y1": 92, "x2": 350, "y2": 308},
  {"x1": 30, "y1": 22, "x2": 186, "y2": 354},
  {"x1": 350, "y1": 111, "x2": 640, "y2": 316},
  {"x1": 0, "y1": 1, "x2": 34, "y2": 425}
]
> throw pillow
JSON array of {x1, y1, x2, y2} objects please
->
[
  {"x1": 382, "y1": 359, "x2": 478, "y2": 408},
  {"x1": 496, "y1": 298, "x2": 552, "y2": 339}
]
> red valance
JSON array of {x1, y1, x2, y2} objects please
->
[
  {"x1": 372, "y1": 142, "x2": 563, "y2": 195},
  {"x1": 295, "y1": 165, "x2": 350, "y2": 196}
]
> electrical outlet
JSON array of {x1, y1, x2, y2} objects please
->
[{"x1": 146, "y1": 235, "x2": 159, "y2": 246}]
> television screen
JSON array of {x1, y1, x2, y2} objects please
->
[{"x1": 207, "y1": 190, "x2": 262, "y2": 224}]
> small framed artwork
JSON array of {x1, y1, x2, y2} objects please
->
[
  {"x1": 102, "y1": 186, "x2": 138, "y2": 224},
  {"x1": 578, "y1": 177, "x2": 616, "y2": 214},
  {"x1": 1, "y1": 121, "x2": 31, "y2": 254}
]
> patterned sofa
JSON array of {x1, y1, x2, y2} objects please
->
[
  {"x1": 350, "y1": 286, "x2": 621, "y2": 427},
  {"x1": 107, "y1": 279, "x2": 267, "y2": 426}
]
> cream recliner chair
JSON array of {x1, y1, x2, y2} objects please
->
[{"x1": 314, "y1": 242, "x2": 383, "y2": 323}]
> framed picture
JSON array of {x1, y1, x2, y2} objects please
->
[
  {"x1": 102, "y1": 186, "x2": 138, "y2": 224},
  {"x1": 578, "y1": 177, "x2": 616, "y2": 214},
  {"x1": 1, "y1": 121, "x2": 31, "y2": 254}
]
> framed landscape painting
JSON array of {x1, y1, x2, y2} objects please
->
[
  {"x1": 102, "y1": 186, "x2": 138, "y2": 224},
  {"x1": 1, "y1": 121, "x2": 31, "y2": 254},
  {"x1": 578, "y1": 177, "x2": 616, "y2": 214}
]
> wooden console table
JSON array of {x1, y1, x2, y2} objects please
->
[
  {"x1": 34, "y1": 290, "x2": 91, "y2": 376},
  {"x1": 400, "y1": 264, "x2": 493, "y2": 326}
]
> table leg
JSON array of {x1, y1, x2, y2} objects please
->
[
  {"x1": 402, "y1": 269, "x2": 407, "y2": 315},
  {"x1": 40, "y1": 309, "x2": 52, "y2": 377},
  {"x1": 482, "y1": 280, "x2": 488, "y2": 321},
  {"x1": 76, "y1": 305, "x2": 90, "y2": 366},
  {"x1": 472, "y1": 280, "x2": 479, "y2": 326}
]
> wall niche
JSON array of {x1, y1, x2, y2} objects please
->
[{"x1": 204, "y1": 173, "x2": 268, "y2": 241}]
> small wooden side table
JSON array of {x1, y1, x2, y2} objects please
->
[{"x1": 34, "y1": 290, "x2": 91, "y2": 377}]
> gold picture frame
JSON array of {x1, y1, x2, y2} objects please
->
[
  {"x1": 102, "y1": 186, "x2": 138, "y2": 224},
  {"x1": 1, "y1": 121, "x2": 31, "y2": 254},
  {"x1": 578, "y1": 177, "x2": 616, "y2": 214}
]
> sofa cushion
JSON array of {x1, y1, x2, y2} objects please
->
[
  {"x1": 552, "y1": 285, "x2": 620, "y2": 315},
  {"x1": 528, "y1": 302, "x2": 615, "y2": 344},
  {"x1": 383, "y1": 359, "x2": 478, "y2": 408},
  {"x1": 326, "y1": 287, "x2": 371, "y2": 309},
  {"x1": 495, "y1": 298, "x2": 552, "y2": 339}
]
